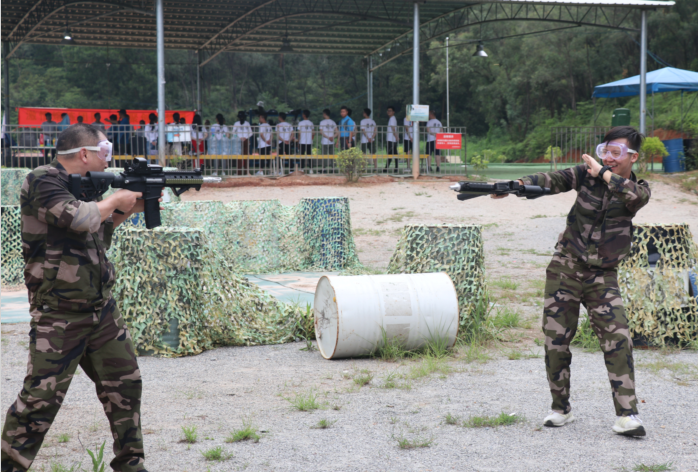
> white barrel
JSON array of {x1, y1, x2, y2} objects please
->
[{"x1": 313, "y1": 273, "x2": 459, "y2": 359}]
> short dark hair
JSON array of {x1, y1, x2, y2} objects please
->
[
  {"x1": 94, "y1": 112, "x2": 101, "y2": 119},
  {"x1": 56, "y1": 124, "x2": 102, "y2": 158},
  {"x1": 192, "y1": 114, "x2": 202, "y2": 126},
  {"x1": 77, "y1": 116, "x2": 84, "y2": 123},
  {"x1": 173, "y1": 112, "x2": 180, "y2": 120},
  {"x1": 279, "y1": 112, "x2": 287, "y2": 120},
  {"x1": 322, "y1": 108, "x2": 331, "y2": 117},
  {"x1": 45, "y1": 112, "x2": 52, "y2": 118},
  {"x1": 364, "y1": 108, "x2": 371, "y2": 117},
  {"x1": 109, "y1": 114, "x2": 117, "y2": 120},
  {"x1": 387, "y1": 106, "x2": 395, "y2": 112},
  {"x1": 61, "y1": 113, "x2": 67, "y2": 118},
  {"x1": 139, "y1": 120, "x2": 146, "y2": 125},
  {"x1": 149, "y1": 113, "x2": 157, "y2": 122},
  {"x1": 602, "y1": 126, "x2": 644, "y2": 153},
  {"x1": 340, "y1": 105, "x2": 349, "y2": 112},
  {"x1": 216, "y1": 114, "x2": 225, "y2": 124},
  {"x1": 118, "y1": 109, "x2": 127, "y2": 116},
  {"x1": 303, "y1": 109, "x2": 310, "y2": 119},
  {"x1": 259, "y1": 113, "x2": 267, "y2": 120}
]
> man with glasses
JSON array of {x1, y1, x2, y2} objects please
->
[
  {"x1": 1, "y1": 123, "x2": 151, "y2": 472},
  {"x1": 492, "y1": 126, "x2": 650, "y2": 437}
]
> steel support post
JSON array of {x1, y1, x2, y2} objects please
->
[
  {"x1": 412, "y1": 1, "x2": 420, "y2": 179},
  {"x1": 446, "y1": 36, "x2": 450, "y2": 132},
  {"x1": 157, "y1": 0, "x2": 166, "y2": 166},
  {"x1": 196, "y1": 57, "x2": 201, "y2": 116},
  {"x1": 3, "y1": 42, "x2": 10, "y2": 126},
  {"x1": 639, "y1": 10, "x2": 647, "y2": 135}
]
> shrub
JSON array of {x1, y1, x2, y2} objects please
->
[
  {"x1": 640, "y1": 137, "x2": 668, "y2": 173},
  {"x1": 336, "y1": 147, "x2": 367, "y2": 182}
]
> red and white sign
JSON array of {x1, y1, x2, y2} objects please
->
[
  {"x1": 18, "y1": 107, "x2": 195, "y2": 127},
  {"x1": 435, "y1": 133, "x2": 462, "y2": 150}
]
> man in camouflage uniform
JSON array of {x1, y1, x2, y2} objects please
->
[
  {"x1": 496, "y1": 126, "x2": 650, "y2": 436},
  {"x1": 1, "y1": 124, "x2": 149, "y2": 471}
]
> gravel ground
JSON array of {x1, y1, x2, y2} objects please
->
[{"x1": 2, "y1": 176, "x2": 698, "y2": 471}]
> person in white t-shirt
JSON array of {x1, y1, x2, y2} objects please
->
[
  {"x1": 233, "y1": 111, "x2": 252, "y2": 175},
  {"x1": 385, "y1": 106, "x2": 399, "y2": 172},
  {"x1": 360, "y1": 108, "x2": 378, "y2": 171},
  {"x1": 257, "y1": 113, "x2": 272, "y2": 175},
  {"x1": 145, "y1": 113, "x2": 159, "y2": 160},
  {"x1": 209, "y1": 114, "x2": 230, "y2": 176},
  {"x1": 426, "y1": 110, "x2": 443, "y2": 172},
  {"x1": 319, "y1": 108, "x2": 337, "y2": 157},
  {"x1": 296, "y1": 109, "x2": 314, "y2": 172},
  {"x1": 403, "y1": 117, "x2": 413, "y2": 155},
  {"x1": 276, "y1": 112, "x2": 294, "y2": 174}
]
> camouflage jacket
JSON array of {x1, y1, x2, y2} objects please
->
[
  {"x1": 521, "y1": 165, "x2": 651, "y2": 269},
  {"x1": 21, "y1": 160, "x2": 116, "y2": 312}
]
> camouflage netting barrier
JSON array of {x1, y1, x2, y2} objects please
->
[
  {"x1": 388, "y1": 225, "x2": 487, "y2": 330},
  {"x1": 1, "y1": 206, "x2": 23, "y2": 286},
  {"x1": 109, "y1": 227, "x2": 305, "y2": 356},
  {"x1": 161, "y1": 197, "x2": 362, "y2": 274},
  {"x1": 618, "y1": 223, "x2": 698, "y2": 346},
  {"x1": 1, "y1": 169, "x2": 31, "y2": 205}
]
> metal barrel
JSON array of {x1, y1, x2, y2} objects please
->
[{"x1": 313, "y1": 273, "x2": 459, "y2": 360}]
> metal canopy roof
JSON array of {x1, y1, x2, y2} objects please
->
[{"x1": 2, "y1": 0, "x2": 675, "y2": 65}]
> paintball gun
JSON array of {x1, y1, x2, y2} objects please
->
[
  {"x1": 450, "y1": 180, "x2": 551, "y2": 201},
  {"x1": 69, "y1": 157, "x2": 220, "y2": 229}
]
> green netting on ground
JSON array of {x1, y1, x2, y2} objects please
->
[
  {"x1": 162, "y1": 197, "x2": 362, "y2": 274},
  {"x1": 1, "y1": 169, "x2": 31, "y2": 205},
  {"x1": 1, "y1": 206, "x2": 23, "y2": 286},
  {"x1": 109, "y1": 227, "x2": 305, "y2": 356},
  {"x1": 387, "y1": 225, "x2": 487, "y2": 329},
  {"x1": 618, "y1": 223, "x2": 698, "y2": 346}
]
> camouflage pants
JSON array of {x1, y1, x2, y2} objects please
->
[
  {"x1": 543, "y1": 254, "x2": 638, "y2": 417},
  {"x1": 1, "y1": 298, "x2": 145, "y2": 472}
]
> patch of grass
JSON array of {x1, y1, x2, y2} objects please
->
[
  {"x1": 85, "y1": 441, "x2": 107, "y2": 472},
  {"x1": 534, "y1": 338, "x2": 544, "y2": 347},
  {"x1": 57, "y1": 433, "x2": 70, "y2": 443},
  {"x1": 354, "y1": 228, "x2": 386, "y2": 237},
  {"x1": 181, "y1": 425, "x2": 198, "y2": 444},
  {"x1": 50, "y1": 462, "x2": 81, "y2": 472},
  {"x1": 372, "y1": 326, "x2": 453, "y2": 361},
  {"x1": 463, "y1": 412, "x2": 524, "y2": 428},
  {"x1": 311, "y1": 418, "x2": 337, "y2": 429},
  {"x1": 288, "y1": 391, "x2": 322, "y2": 411},
  {"x1": 380, "y1": 371, "x2": 411, "y2": 390},
  {"x1": 353, "y1": 372, "x2": 374, "y2": 387},
  {"x1": 408, "y1": 356, "x2": 452, "y2": 380},
  {"x1": 490, "y1": 308, "x2": 522, "y2": 329},
  {"x1": 299, "y1": 338, "x2": 317, "y2": 352},
  {"x1": 491, "y1": 277, "x2": 519, "y2": 291},
  {"x1": 444, "y1": 413, "x2": 460, "y2": 425},
  {"x1": 394, "y1": 434, "x2": 434, "y2": 449},
  {"x1": 530, "y1": 214, "x2": 549, "y2": 219},
  {"x1": 506, "y1": 348, "x2": 543, "y2": 360},
  {"x1": 570, "y1": 315, "x2": 600, "y2": 352},
  {"x1": 638, "y1": 359, "x2": 698, "y2": 384},
  {"x1": 481, "y1": 222, "x2": 499, "y2": 229},
  {"x1": 201, "y1": 446, "x2": 233, "y2": 462},
  {"x1": 226, "y1": 420, "x2": 260, "y2": 443},
  {"x1": 625, "y1": 463, "x2": 674, "y2": 472}
]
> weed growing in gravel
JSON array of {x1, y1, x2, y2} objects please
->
[
  {"x1": 534, "y1": 338, "x2": 544, "y2": 347},
  {"x1": 353, "y1": 372, "x2": 374, "y2": 387},
  {"x1": 311, "y1": 419, "x2": 337, "y2": 429},
  {"x1": 506, "y1": 349, "x2": 542, "y2": 360},
  {"x1": 181, "y1": 425, "x2": 198, "y2": 443},
  {"x1": 491, "y1": 277, "x2": 519, "y2": 291},
  {"x1": 49, "y1": 462, "x2": 81, "y2": 472},
  {"x1": 571, "y1": 315, "x2": 600, "y2": 352},
  {"x1": 491, "y1": 308, "x2": 522, "y2": 329},
  {"x1": 444, "y1": 413, "x2": 460, "y2": 425},
  {"x1": 288, "y1": 391, "x2": 322, "y2": 411},
  {"x1": 622, "y1": 463, "x2": 674, "y2": 472},
  {"x1": 201, "y1": 446, "x2": 233, "y2": 461},
  {"x1": 380, "y1": 370, "x2": 411, "y2": 390},
  {"x1": 408, "y1": 356, "x2": 452, "y2": 380},
  {"x1": 226, "y1": 420, "x2": 260, "y2": 443},
  {"x1": 530, "y1": 214, "x2": 549, "y2": 219},
  {"x1": 393, "y1": 433, "x2": 434, "y2": 449},
  {"x1": 463, "y1": 412, "x2": 524, "y2": 428},
  {"x1": 638, "y1": 358, "x2": 698, "y2": 385},
  {"x1": 85, "y1": 441, "x2": 107, "y2": 472},
  {"x1": 57, "y1": 433, "x2": 70, "y2": 443}
]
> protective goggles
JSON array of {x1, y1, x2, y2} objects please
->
[
  {"x1": 57, "y1": 140, "x2": 112, "y2": 162},
  {"x1": 595, "y1": 142, "x2": 637, "y2": 161}
]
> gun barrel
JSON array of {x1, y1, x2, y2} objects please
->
[{"x1": 203, "y1": 177, "x2": 222, "y2": 184}]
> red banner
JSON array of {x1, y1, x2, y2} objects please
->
[
  {"x1": 18, "y1": 107, "x2": 195, "y2": 127},
  {"x1": 435, "y1": 133, "x2": 462, "y2": 150}
]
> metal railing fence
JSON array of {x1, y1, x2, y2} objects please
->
[
  {"x1": 1, "y1": 124, "x2": 468, "y2": 177},
  {"x1": 550, "y1": 127, "x2": 611, "y2": 167}
]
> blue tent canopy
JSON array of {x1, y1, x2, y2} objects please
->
[{"x1": 593, "y1": 67, "x2": 698, "y2": 98}]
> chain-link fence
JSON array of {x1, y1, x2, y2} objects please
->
[{"x1": 1, "y1": 124, "x2": 468, "y2": 177}]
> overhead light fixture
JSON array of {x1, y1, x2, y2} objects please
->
[
  {"x1": 473, "y1": 41, "x2": 487, "y2": 57},
  {"x1": 61, "y1": 26, "x2": 76, "y2": 44},
  {"x1": 278, "y1": 36, "x2": 294, "y2": 53}
]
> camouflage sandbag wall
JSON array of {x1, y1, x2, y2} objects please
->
[
  {"x1": 618, "y1": 223, "x2": 698, "y2": 346},
  {"x1": 162, "y1": 197, "x2": 362, "y2": 274},
  {"x1": 109, "y1": 227, "x2": 304, "y2": 356},
  {"x1": 388, "y1": 225, "x2": 487, "y2": 329},
  {"x1": 1, "y1": 206, "x2": 23, "y2": 286},
  {"x1": 1, "y1": 169, "x2": 31, "y2": 205}
]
